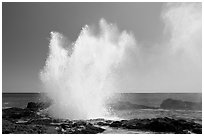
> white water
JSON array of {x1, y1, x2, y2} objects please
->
[{"x1": 40, "y1": 19, "x2": 135, "y2": 119}]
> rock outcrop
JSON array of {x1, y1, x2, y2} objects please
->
[
  {"x1": 97, "y1": 117, "x2": 202, "y2": 134},
  {"x1": 26, "y1": 102, "x2": 51, "y2": 111},
  {"x1": 2, "y1": 102, "x2": 105, "y2": 134},
  {"x1": 2, "y1": 101, "x2": 202, "y2": 134}
]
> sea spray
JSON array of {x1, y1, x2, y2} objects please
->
[{"x1": 40, "y1": 19, "x2": 135, "y2": 119}]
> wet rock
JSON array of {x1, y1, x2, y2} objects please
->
[
  {"x1": 2, "y1": 107, "x2": 35, "y2": 121},
  {"x1": 2, "y1": 102, "x2": 202, "y2": 134},
  {"x1": 72, "y1": 123, "x2": 105, "y2": 134},
  {"x1": 122, "y1": 119, "x2": 145, "y2": 129},
  {"x1": 147, "y1": 118, "x2": 177, "y2": 132},
  {"x1": 182, "y1": 130, "x2": 192, "y2": 134},
  {"x1": 2, "y1": 119, "x2": 46, "y2": 134},
  {"x1": 28, "y1": 118, "x2": 53, "y2": 125},
  {"x1": 108, "y1": 117, "x2": 202, "y2": 134},
  {"x1": 26, "y1": 102, "x2": 51, "y2": 111},
  {"x1": 97, "y1": 121, "x2": 109, "y2": 126},
  {"x1": 27, "y1": 102, "x2": 39, "y2": 111},
  {"x1": 192, "y1": 128, "x2": 202, "y2": 134},
  {"x1": 52, "y1": 121, "x2": 105, "y2": 134},
  {"x1": 73, "y1": 120, "x2": 87, "y2": 126},
  {"x1": 110, "y1": 121, "x2": 122, "y2": 127},
  {"x1": 46, "y1": 126, "x2": 58, "y2": 134},
  {"x1": 82, "y1": 123, "x2": 105, "y2": 134},
  {"x1": 89, "y1": 118, "x2": 105, "y2": 122},
  {"x1": 16, "y1": 120, "x2": 29, "y2": 124}
]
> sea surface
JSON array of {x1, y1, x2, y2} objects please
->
[{"x1": 2, "y1": 93, "x2": 202, "y2": 125}]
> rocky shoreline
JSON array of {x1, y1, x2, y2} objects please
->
[{"x1": 2, "y1": 102, "x2": 202, "y2": 134}]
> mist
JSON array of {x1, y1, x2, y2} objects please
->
[{"x1": 115, "y1": 3, "x2": 201, "y2": 93}]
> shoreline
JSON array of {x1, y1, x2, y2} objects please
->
[{"x1": 2, "y1": 101, "x2": 202, "y2": 134}]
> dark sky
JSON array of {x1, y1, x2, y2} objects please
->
[{"x1": 3, "y1": 3, "x2": 201, "y2": 93}]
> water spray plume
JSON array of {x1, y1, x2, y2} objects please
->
[{"x1": 40, "y1": 19, "x2": 135, "y2": 119}]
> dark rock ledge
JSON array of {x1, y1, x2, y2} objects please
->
[
  {"x1": 2, "y1": 102, "x2": 202, "y2": 134},
  {"x1": 95, "y1": 117, "x2": 202, "y2": 134}
]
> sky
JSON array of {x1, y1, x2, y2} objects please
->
[{"x1": 2, "y1": 2, "x2": 202, "y2": 93}]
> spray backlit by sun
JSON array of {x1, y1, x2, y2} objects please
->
[{"x1": 40, "y1": 19, "x2": 135, "y2": 119}]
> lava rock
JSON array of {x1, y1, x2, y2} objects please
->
[
  {"x1": 97, "y1": 121, "x2": 109, "y2": 126},
  {"x1": 108, "y1": 117, "x2": 202, "y2": 134},
  {"x1": 28, "y1": 118, "x2": 53, "y2": 125},
  {"x1": 110, "y1": 121, "x2": 122, "y2": 127},
  {"x1": 2, "y1": 107, "x2": 35, "y2": 121},
  {"x1": 147, "y1": 119, "x2": 177, "y2": 132},
  {"x1": 26, "y1": 102, "x2": 51, "y2": 111},
  {"x1": 2, "y1": 119, "x2": 46, "y2": 134},
  {"x1": 79, "y1": 123, "x2": 105, "y2": 134},
  {"x1": 192, "y1": 128, "x2": 202, "y2": 134}
]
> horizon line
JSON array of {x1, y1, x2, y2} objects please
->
[{"x1": 2, "y1": 91, "x2": 202, "y2": 94}]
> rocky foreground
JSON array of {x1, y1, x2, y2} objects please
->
[{"x1": 2, "y1": 102, "x2": 202, "y2": 134}]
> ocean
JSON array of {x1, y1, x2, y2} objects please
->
[
  {"x1": 2, "y1": 93, "x2": 202, "y2": 124},
  {"x1": 2, "y1": 93, "x2": 45, "y2": 109}
]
